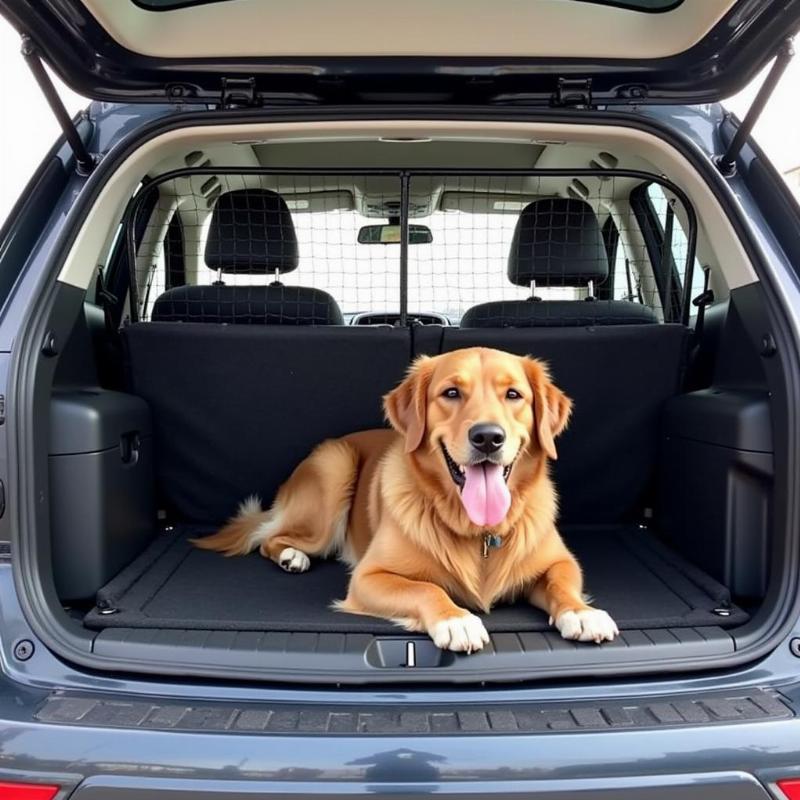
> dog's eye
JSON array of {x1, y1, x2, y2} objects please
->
[
  {"x1": 442, "y1": 387, "x2": 461, "y2": 399},
  {"x1": 506, "y1": 388, "x2": 522, "y2": 400}
]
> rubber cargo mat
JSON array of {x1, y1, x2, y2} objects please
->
[{"x1": 85, "y1": 525, "x2": 748, "y2": 633}]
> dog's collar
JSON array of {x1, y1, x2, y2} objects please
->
[{"x1": 482, "y1": 533, "x2": 503, "y2": 558}]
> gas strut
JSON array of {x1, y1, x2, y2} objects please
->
[
  {"x1": 716, "y1": 38, "x2": 795, "y2": 177},
  {"x1": 20, "y1": 35, "x2": 95, "y2": 176}
]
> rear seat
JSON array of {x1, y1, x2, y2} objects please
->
[
  {"x1": 436, "y1": 325, "x2": 688, "y2": 524},
  {"x1": 122, "y1": 323, "x2": 411, "y2": 523},
  {"x1": 461, "y1": 198, "x2": 657, "y2": 327},
  {"x1": 123, "y1": 320, "x2": 687, "y2": 527},
  {"x1": 151, "y1": 189, "x2": 343, "y2": 325}
]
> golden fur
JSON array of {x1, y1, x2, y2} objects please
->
[{"x1": 194, "y1": 347, "x2": 618, "y2": 651}]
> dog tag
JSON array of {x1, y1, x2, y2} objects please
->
[{"x1": 482, "y1": 533, "x2": 503, "y2": 558}]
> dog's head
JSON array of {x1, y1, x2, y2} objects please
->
[{"x1": 384, "y1": 347, "x2": 572, "y2": 529}]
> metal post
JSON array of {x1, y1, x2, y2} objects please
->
[
  {"x1": 20, "y1": 35, "x2": 94, "y2": 176},
  {"x1": 661, "y1": 200, "x2": 676, "y2": 322},
  {"x1": 399, "y1": 172, "x2": 410, "y2": 327},
  {"x1": 716, "y1": 38, "x2": 794, "y2": 177}
]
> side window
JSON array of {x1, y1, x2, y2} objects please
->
[
  {"x1": 601, "y1": 216, "x2": 641, "y2": 304},
  {"x1": 142, "y1": 212, "x2": 184, "y2": 321},
  {"x1": 645, "y1": 183, "x2": 704, "y2": 319},
  {"x1": 102, "y1": 181, "x2": 155, "y2": 327}
]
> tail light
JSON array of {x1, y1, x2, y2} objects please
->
[
  {"x1": 778, "y1": 779, "x2": 800, "y2": 800},
  {"x1": 0, "y1": 782, "x2": 60, "y2": 800}
]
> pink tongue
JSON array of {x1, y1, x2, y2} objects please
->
[{"x1": 460, "y1": 463, "x2": 511, "y2": 527}]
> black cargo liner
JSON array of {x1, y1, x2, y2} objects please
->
[{"x1": 84, "y1": 524, "x2": 747, "y2": 634}]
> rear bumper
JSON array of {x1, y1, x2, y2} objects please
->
[
  {"x1": 55, "y1": 772, "x2": 785, "y2": 800},
  {"x1": 1, "y1": 676, "x2": 799, "y2": 800}
]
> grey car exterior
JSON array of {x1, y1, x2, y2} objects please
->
[{"x1": 0, "y1": 96, "x2": 799, "y2": 797}]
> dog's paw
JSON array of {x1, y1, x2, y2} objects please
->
[
  {"x1": 554, "y1": 608, "x2": 618, "y2": 643},
  {"x1": 278, "y1": 547, "x2": 310, "y2": 573},
  {"x1": 430, "y1": 613, "x2": 490, "y2": 653}
]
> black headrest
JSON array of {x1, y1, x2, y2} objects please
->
[
  {"x1": 205, "y1": 189, "x2": 299, "y2": 275},
  {"x1": 508, "y1": 198, "x2": 608, "y2": 287}
]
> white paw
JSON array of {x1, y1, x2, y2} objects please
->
[
  {"x1": 430, "y1": 613, "x2": 490, "y2": 653},
  {"x1": 554, "y1": 608, "x2": 618, "y2": 643},
  {"x1": 278, "y1": 547, "x2": 310, "y2": 573}
]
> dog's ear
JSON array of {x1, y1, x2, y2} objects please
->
[
  {"x1": 384, "y1": 356, "x2": 434, "y2": 453},
  {"x1": 522, "y1": 357, "x2": 572, "y2": 461}
]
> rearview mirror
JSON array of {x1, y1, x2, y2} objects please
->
[{"x1": 358, "y1": 224, "x2": 433, "y2": 245}]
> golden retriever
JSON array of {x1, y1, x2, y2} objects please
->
[{"x1": 194, "y1": 347, "x2": 618, "y2": 652}]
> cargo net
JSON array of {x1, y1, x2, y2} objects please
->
[
  {"x1": 128, "y1": 171, "x2": 699, "y2": 326},
  {"x1": 131, "y1": 174, "x2": 403, "y2": 325},
  {"x1": 406, "y1": 175, "x2": 697, "y2": 326}
]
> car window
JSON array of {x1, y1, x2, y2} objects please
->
[
  {"x1": 646, "y1": 183, "x2": 704, "y2": 318},
  {"x1": 602, "y1": 215, "x2": 645, "y2": 304}
]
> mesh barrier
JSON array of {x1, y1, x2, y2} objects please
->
[
  {"x1": 126, "y1": 169, "x2": 698, "y2": 326},
  {"x1": 131, "y1": 174, "x2": 402, "y2": 324}
]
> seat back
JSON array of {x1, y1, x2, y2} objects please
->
[
  {"x1": 123, "y1": 318, "x2": 687, "y2": 526},
  {"x1": 122, "y1": 322, "x2": 410, "y2": 523},
  {"x1": 461, "y1": 198, "x2": 656, "y2": 327},
  {"x1": 438, "y1": 324, "x2": 688, "y2": 523},
  {"x1": 151, "y1": 189, "x2": 343, "y2": 325}
]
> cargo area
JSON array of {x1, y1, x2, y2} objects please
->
[
  {"x1": 35, "y1": 135, "x2": 784, "y2": 681},
  {"x1": 49, "y1": 307, "x2": 771, "y2": 678}
]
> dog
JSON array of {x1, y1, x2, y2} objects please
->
[{"x1": 193, "y1": 347, "x2": 618, "y2": 652}]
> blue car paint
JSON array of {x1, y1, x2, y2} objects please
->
[{"x1": 0, "y1": 100, "x2": 799, "y2": 797}]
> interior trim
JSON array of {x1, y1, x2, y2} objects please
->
[
  {"x1": 57, "y1": 119, "x2": 757, "y2": 292},
  {"x1": 80, "y1": 0, "x2": 734, "y2": 60}
]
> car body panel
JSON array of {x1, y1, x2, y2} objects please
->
[
  {"x1": 0, "y1": 647, "x2": 795, "y2": 796},
  {"x1": 0, "y1": 93, "x2": 800, "y2": 788}
]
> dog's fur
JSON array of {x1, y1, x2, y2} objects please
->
[{"x1": 194, "y1": 347, "x2": 618, "y2": 651}]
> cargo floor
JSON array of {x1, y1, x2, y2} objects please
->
[{"x1": 84, "y1": 525, "x2": 748, "y2": 634}]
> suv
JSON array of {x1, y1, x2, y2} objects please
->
[{"x1": 1, "y1": 0, "x2": 800, "y2": 797}]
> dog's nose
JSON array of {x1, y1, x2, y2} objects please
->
[{"x1": 469, "y1": 423, "x2": 506, "y2": 455}]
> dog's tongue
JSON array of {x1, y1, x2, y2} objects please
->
[{"x1": 461, "y1": 463, "x2": 511, "y2": 527}]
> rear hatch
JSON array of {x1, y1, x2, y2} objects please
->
[{"x1": 2, "y1": 0, "x2": 800, "y2": 105}]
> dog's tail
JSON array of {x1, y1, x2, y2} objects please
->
[
  {"x1": 190, "y1": 495, "x2": 274, "y2": 556},
  {"x1": 191, "y1": 438, "x2": 360, "y2": 560}
]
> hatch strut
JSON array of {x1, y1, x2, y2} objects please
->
[
  {"x1": 716, "y1": 38, "x2": 794, "y2": 177},
  {"x1": 20, "y1": 35, "x2": 95, "y2": 176}
]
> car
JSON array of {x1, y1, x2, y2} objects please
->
[{"x1": 1, "y1": 0, "x2": 800, "y2": 797}]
